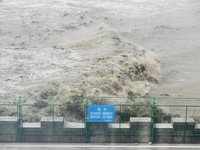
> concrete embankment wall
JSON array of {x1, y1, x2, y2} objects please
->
[{"x1": 0, "y1": 117, "x2": 200, "y2": 143}]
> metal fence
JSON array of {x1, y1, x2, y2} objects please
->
[{"x1": 0, "y1": 96, "x2": 200, "y2": 143}]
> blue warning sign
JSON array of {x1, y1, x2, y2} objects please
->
[{"x1": 87, "y1": 105, "x2": 115, "y2": 122}]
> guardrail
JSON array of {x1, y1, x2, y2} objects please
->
[{"x1": 0, "y1": 96, "x2": 200, "y2": 143}]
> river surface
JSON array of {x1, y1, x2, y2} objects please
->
[{"x1": 0, "y1": 0, "x2": 200, "y2": 97}]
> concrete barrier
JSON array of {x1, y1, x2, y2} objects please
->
[
  {"x1": 0, "y1": 117, "x2": 18, "y2": 142},
  {"x1": 0, "y1": 117, "x2": 200, "y2": 143}
]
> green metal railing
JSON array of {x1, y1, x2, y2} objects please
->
[{"x1": 0, "y1": 96, "x2": 200, "y2": 143}]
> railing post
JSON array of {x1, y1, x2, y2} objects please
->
[
  {"x1": 52, "y1": 103, "x2": 55, "y2": 136},
  {"x1": 85, "y1": 96, "x2": 89, "y2": 143},
  {"x1": 120, "y1": 104, "x2": 122, "y2": 130},
  {"x1": 18, "y1": 96, "x2": 22, "y2": 143},
  {"x1": 151, "y1": 97, "x2": 155, "y2": 144},
  {"x1": 184, "y1": 106, "x2": 188, "y2": 141},
  {"x1": 50, "y1": 96, "x2": 54, "y2": 136}
]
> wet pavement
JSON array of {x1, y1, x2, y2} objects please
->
[{"x1": 1, "y1": 144, "x2": 200, "y2": 150}]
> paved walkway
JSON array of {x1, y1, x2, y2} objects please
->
[{"x1": 1, "y1": 144, "x2": 200, "y2": 150}]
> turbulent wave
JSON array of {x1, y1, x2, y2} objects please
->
[{"x1": 0, "y1": 3, "x2": 160, "y2": 97}]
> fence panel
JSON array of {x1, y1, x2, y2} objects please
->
[
  {"x1": 1, "y1": 96, "x2": 200, "y2": 143},
  {"x1": 18, "y1": 96, "x2": 86, "y2": 143},
  {"x1": 154, "y1": 97, "x2": 200, "y2": 143},
  {"x1": 0, "y1": 96, "x2": 19, "y2": 142},
  {"x1": 87, "y1": 96, "x2": 153, "y2": 143}
]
